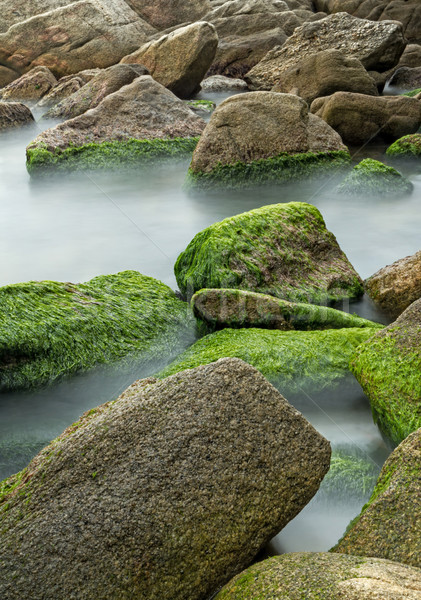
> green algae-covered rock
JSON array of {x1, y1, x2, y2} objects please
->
[
  {"x1": 334, "y1": 428, "x2": 421, "y2": 569},
  {"x1": 175, "y1": 202, "x2": 364, "y2": 303},
  {"x1": 386, "y1": 133, "x2": 421, "y2": 157},
  {"x1": 321, "y1": 449, "x2": 380, "y2": 502},
  {"x1": 0, "y1": 358, "x2": 331, "y2": 600},
  {"x1": 350, "y1": 297, "x2": 421, "y2": 445},
  {"x1": 0, "y1": 270, "x2": 195, "y2": 392},
  {"x1": 157, "y1": 326, "x2": 381, "y2": 395},
  {"x1": 214, "y1": 552, "x2": 421, "y2": 600},
  {"x1": 403, "y1": 88, "x2": 421, "y2": 97},
  {"x1": 338, "y1": 158, "x2": 413, "y2": 196},
  {"x1": 192, "y1": 288, "x2": 380, "y2": 332}
]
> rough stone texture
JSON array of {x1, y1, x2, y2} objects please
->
[
  {"x1": 388, "y1": 66, "x2": 421, "y2": 92},
  {"x1": 246, "y1": 12, "x2": 405, "y2": 90},
  {"x1": 27, "y1": 76, "x2": 206, "y2": 152},
  {"x1": 121, "y1": 22, "x2": 218, "y2": 98},
  {"x1": 125, "y1": 0, "x2": 211, "y2": 30},
  {"x1": 386, "y1": 133, "x2": 421, "y2": 157},
  {"x1": 0, "y1": 358, "x2": 331, "y2": 600},
  {"x1": 175, "y1": 202, "x2": 363, "y2": 304},
  {"x1": 214, "y1": 552, "x2": 421, "y2": 599},
  {"x1": 42, "y1": 64, "x2": 149, "y2": 120},
  {"x1": 271, "y1": 49, "x2": 378, "y2": 105},
  {"x1": 0, "y1": 66, "x2": 57, "y2": 102},
  {"x1": 58, "y1": 68, "x2": 102, "y2": 85},
  {"x1": 36, "y1": 76, "x2": 84, "y2": 109},
  {"x1": 0, "y1": 65, "x2": 19, "y2": 87},
  {"x1": 333, "y1": 428, "x2": 421, "y2": 569},
  {"x1": 310, "y1": 92, "x2": 421, "y2": 145},
  {"x1": 0, "y1": 0, "x2": 157, "y2": 79},
  {"x1": 0, "y1": 101, "x2": 34, "y2": 130},
  {"x1": 350, "y1": 298, "x2": 421, "y2": 444},
  {"x1": 365, "y1": 250, "x2": 421, "y2": 320},
  {"x1": 337, "y1": 158, "x2": 413, "y2": 196},
  {"x1": 201, "y1": 74, "x2": 248, "y2": 91}
]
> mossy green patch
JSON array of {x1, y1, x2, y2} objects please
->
[
  {"x1": 186, "y1": 150, "x2": 351, "y2": 189},
  {"x1": 320, "y1": 449, "x2": 379, "y2": 502},
  {"x1": 337, "y1": 158, "x2": 413, "y2": 195},
  {"x1": 403, "y1": 88, "x2": 421, "y2": 97},
  {"x1": 386, "y1": 133, "x2": 421, "y2": 157},
  {"x1": 26, "y1": 137, "x2": 200, "y2": 176},
  {"x1": 157, "y1": 327, "x2": 379, "y2": 395},
  {"x1": 186, "y1": 99, "x2": 216, "y2": 112},
  {"x1": 0, "y1": 270, "x2": 196, "y2": 392}
]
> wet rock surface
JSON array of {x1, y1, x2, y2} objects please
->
[{"x1": 0, "y1": 101, "x2": 34, "y2": 130}]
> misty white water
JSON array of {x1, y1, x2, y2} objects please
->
[{"x1": 1, "y1": 99, "x2": 420, "y2": 553}]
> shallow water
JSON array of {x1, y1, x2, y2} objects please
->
[{"x1": 1, "y1": 101, "x2": 420, "y2": 551}]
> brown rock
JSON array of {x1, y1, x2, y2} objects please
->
[
  {"x1": 0, "y1": 66, "x2": 57, "y2": 102},
  {"x1": 36, "y1": 76, "x2": 84, "y2": 109},
  {"x1": 124, "y1": 0, "x2": 211, "y2": 30},
  {"x1": 0, "y1": 65, "x2": 19, "y2": 88},
  {"x1": 0, "y1": 101, "x2": 34, "y2": 130},
  {"x1": 388, "y1": 66, "x2": 421, "y2": 92}
]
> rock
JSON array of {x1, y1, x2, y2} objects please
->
[
  {"x1": 246, "y1": 13, "x2": 405, "y2": 90},
  {"x1": 188, "y1": 92, "x2": 350, "y2": 188},
  {"x1": 350, "y1": 297, "x2": 421, "y2": 444},
  {"x1": 175, "y1": 202, "x2": 364, "y2": 303},
  {"x1": 192, "y1": 288, "x2": 381, "y2": 331},
  {"x1": 214, "y1": 552, "x2": 421, "y2": 599},
  {"x1": 185, "y1": 99, "x2": 216, "y2": 116},
  {"x1": 200, "y1": 74, "x2": 248, "y2": 91},
  {"x1": 26, "y1": 76, "x2": 206, "y2": 175},
  {"x1": 388, "y1": 66, "x2": 421, "y2": 91},
  {"x1": 386, "y1": 133, "x2": 421, "y2": 157},
  {"x1": 364, "y1": 250, "x2": 421, "y2": 320},
  {"x1": 0, "y1": 66, "x2": 57, "y2": 102},
  {"x1": 0, "y1": 101, "x2": 34, "y2": 130},
  {"x1": 338, "y1": 158, "x2": 413, "y2": 196},
  {"x1": 310, "y1": 92, "x2": 421, "y2": 145},
  {"x1": 321, "y1": 449, "x2": 379, "y2": 502},
  {"x1": 0, "y1": 358, "x2": 331, "y2": 600},
  {"x1": 0, "y1": 270, "x2": 196, "y2": 392},
  {"x1": 121, "y1": 22, "x2": 218, "y2": 98},
  {"x1": 0, "y1": 0, "x2": 157, "y2": 79},
  {"x1": 158, "y1": 327, "x2": 378, "y2": 395},
  {"x1": 271, "y1": 49, "x2": 378, "y2": 105},
  {"x1": 125, "y1": 0, "x2": 212, "y2": 30},
  {"x1": 36, "y1": 76, "x2": 84, "y2": 109},
  {"x1": 58, "y1": 68, "x2": 102, "y2": 85},
  {"x1": 42, "y1": 64, "x2": 149, "y2": 120},
  {"x1": 0, "y1": 65, "x2": 19, "y2": 88}
]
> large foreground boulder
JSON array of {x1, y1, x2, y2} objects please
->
[
  {"x1": 0, "y1": 102, "x2": 34, "y2": 130},
  {"x1": 121, "y1": 22, "x2": 218, "y2": 98},
  {"x1": 333, "y1": 428, "x2": 421, "y2": 568},
  {"x1": 0, "y1": 358, "x2": 331, "y2": 600},
  {"x1": 214, "y1": 552, "x2": 421, "y2": 599},
  {"x1": 350, "y1": 298, "x2": 421, "y2": 444},
  {"x1": 0, "y1": 270, "x2": 195, "y2": 392},
  {"x1": 175, "y1": 202, "x2": 364, "y2": 303},
  {"x1": 26, "y1": 76, "x2": 206, "y2": 175}
]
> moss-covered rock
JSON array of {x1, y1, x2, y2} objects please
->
[
  {"x1": 350, "y1": 298, "x2": 421, "y2": 445},
  {"x1": 403, "y1": 87, "x2": 421, "y2": 97},
  {"x1": 175, "y1": 202, "x2": 364, "y2": 303},
  {"x1": 337, "y1": 158, "x2": 413, "y2": 195},
  {"x1": 157, "y1": 326, "x2": 381, "y2": 395},
  {"x1": 320, "y1": 449, "x2": 380, "y2": 502},
  {"x1": 214, "y1": 552, "x2": 421, "y2": 599},
  {"x1": 386, "y1": 133, "x2": 421, "y2": 157},
  {"x1": 192, "y1": 288, "x2": 381, "y2": 332},
  {"x1": 0, "y1": 270, "x2": 195, "y2": 392},
  {"x1": 333, "y1": 428, "x2": 421, "y2": 569}
]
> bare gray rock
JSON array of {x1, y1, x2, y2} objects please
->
[
  {"x1": 0, "y1": 66, "x2": 57, "y2": 102},
  {"x1": 201, "y1": 74, "x2": 248, "y2": 91},
  {"x1": 0, "y1": 101, "x2": 34, "y2": 130}
]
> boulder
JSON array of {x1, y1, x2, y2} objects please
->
[
  {"x1": 0, "y1": 65, "x2": 19, "y2": 87},
  {"x1": 200, "y1": 74, "x2": 248, "y2": 91},
  {"x1": 214, "y1": 552, "x2": 421, "y2": 599},
  {"x1": 124, "y1": 0, "x2": 212, "y2": 30},
  {"x1": 388, "y1": 66, "x2": 421, "y2": 91},
  {"x1": 246, "y1": 13, "x2": 406, "y2": 90},
  {"x1": 0, "y1": 66, "x2": 57, "y2": 102},
  {"x1": 350, "y1": 298, "x2": 421, "y2": 444},
  {"x1": 364, "y1": 250, "x2": 421, "y2": 320},
  {"x1": 36, "y1": 76, "x2": 84, "y2": 109},
  {"x1": 0, "y1": 0, "x2": 157, "y2": 78},
  {"x1": 175, "y1": 202, "x2": 364, "y2": 303},
  {"x1": 0, "y1": 358, "x2": 331, "y2": 600},
  {"x1": 310, "y1": 92, "x2": 421, "y2": 145},
  {"x1": 334, "y1": 428, "x2": 421, "y2": 568},
  {"x1": 158, "y1": 327, "x2": 379, "y2": 395},
  {"x1": 386, "y1": 133, "x2": 421, "y2": 157},
  {"x1": 42, "y1": 64, "x2": 149, "y2": 120},
  {"x1": 188, "y1": 92, "x2": 350, "y2": 188},
  {"x1": 26, "y1": 76, "x2": 206, "y2": 175},
  {"x1": 58, "y1": 68, "x2": 102, "y2": 85},
  {"x1": 271, "y1": 49, "x2": 378, "y2": 105},
  {"x1": 0, "y1": 270, "x2": 196, "y2": 392},
  {"x1": 337, "y1": 158, "x2": 413, "y2": 196},
  {"x1": 192, "y1": 288, "x2": 380, "y2": 331},
  {"x1": 370, "y1": 43, "x2": 421, "y2": 93},
  {"x1": 121, "y1": 22, "x2": 218, "y2": 98},
  {"x1": 0, "y1": 101, "x2": 34, "y2": 130}
]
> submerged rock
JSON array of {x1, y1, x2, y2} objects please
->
[
  {"x1": 0, "y1": 270, "x2": 195, "y2": 392},
  {"x1": 333, "y1": 428, "x2": 421, "y2": 568},
  {"x1": 386, "y1": 133, "x2": 421, "y2": 157},
  {"x1": 214, "y1": 552, "x2": 421, "y2": 599},
  {"x1": 337, "y1": 158, "x2": 413, "y2": 196},
  {"x1": 0, "y1": 102, "x2": 34, "y2": 130},
  {"x1": 0, "y1": 66, "x2": 57, "y2": 102},
  {"x1": 321, "y1": 449, "x2": 379, "y2": 502},
  {"x1": 350, "y1": 298, "x2": 421, "y2": 444},
  {"x1": 175, "y1": 202, "x2": 363, "y2": 304},
  {"x1": 200, "y1": 74, "x2": 248, "y2": 92},
  {"x1": 0, "y1": 358, "x2": 330, "y2": 600}
]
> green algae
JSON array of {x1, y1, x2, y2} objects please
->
[
  {"x1": 26, "y1": 137, "x2": 200, "y2": 176},
  {"x1": 186, "y1": 150, "x2": 351, "y2": 189},
  {"x1": 403, "y1": 88, "x2": 421, "y2": 97},
  {"x1": 186, "y1": 99, "x2": 216, "y2": 112},
  {"x1": 320, "y1": 449, "x2": 379, "y2": 501},
  {"x1": 386, "y1": 133, "x2": 421, "y2": 157},
  {"x1": 337, "y1": 158, "x2": 413, "y2": 195},
  {"x1": 0, "y1": 270, "x2": 196, "y2": 392},
  {"x1": 157, "y1": 326, "x2": 380, "y2": 395}
]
